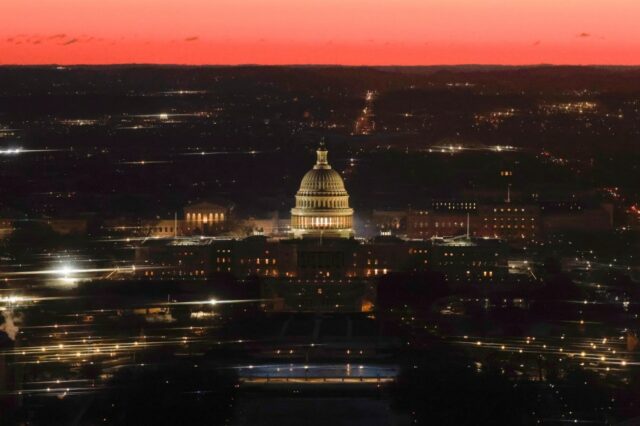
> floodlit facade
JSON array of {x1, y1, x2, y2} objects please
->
[
  {"x1": 291, "y1": 144, "x2": 354, "y2": 238},
  {"x1": 183, "y1": 201, "x2": 228, "y2": 235}
]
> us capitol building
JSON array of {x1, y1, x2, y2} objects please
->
[
  {"x1": 134, "y1": 143, "x2": 513, "y2": 311},
  {"x1": 290, "y1": 143, "x2": 354, "y2": 239}
]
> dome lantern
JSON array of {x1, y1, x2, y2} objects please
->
[{"x1": 315, "y1": 143, "x2": 329, "y2": 168}]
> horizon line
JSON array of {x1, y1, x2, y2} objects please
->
[{"x1": 2, "y1": 63, "x2": 640, "y2": 68}]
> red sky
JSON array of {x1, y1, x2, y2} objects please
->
[{"x1": 1, "y1": 0, "x2": 639, "y2": 65}]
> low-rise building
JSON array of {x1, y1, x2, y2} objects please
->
[
  {"x1": 540, "y1": 201, "x2": 613, "y2": 233},
  {"x1": 183, "y1": 201, "x2": 230, "y2": 235}
]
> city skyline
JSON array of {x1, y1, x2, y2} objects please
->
[{"x1": 2, "y1": 2, "x2": 640, "y2": 422}]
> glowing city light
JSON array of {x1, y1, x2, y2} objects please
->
[{"x1": 55, "y1": 264, "x2": 79, "y2": 285}]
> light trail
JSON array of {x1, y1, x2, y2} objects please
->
[
  {"x1": 163, "y1": 298, "x2": 269, "y2": 307},
  {"x1": 118, "y1": 160, "x2": 172, "y2": 165},
  {"x1": 0, "y1": 147, "x2": 65, "y2": 155},
  {"x1": 180, "y1": 149, "x2": 264, "y2": 156},
  {"x1": 0, "y1": 264, "x2": 142, "y2": 279},
  {"x1": 428, "y1": 144, "x2": 521, "y2": 154},
  {"x1": 449, "y1": 334, "x2": 639, "y2": 373}
]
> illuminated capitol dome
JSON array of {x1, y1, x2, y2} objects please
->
[{"x1": 291, "y1": 143, "x2": 354, "y2": 238}]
